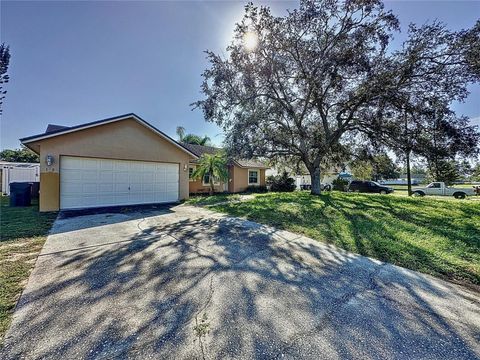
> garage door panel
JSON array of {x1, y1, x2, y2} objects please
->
[
  {"x1": 61, "y1": 169, "x2": 83, "y2": 181},
  {"x1": 98, "y1": 183, "x2": 115, "y2": 192},
  {"x1": 60, "y1": 182, "x2": 82, "y2": 196},
  {"x1": 60, "y1": 156, "x2": 179, "y2": 209},
  {"x1": 97, "y1": 195, "x2": 115, "y2": 205},
  {"x1": 114, "y1": 171, "x2": 129, "y2": 182},
  {"x1": 100, "y1": 160, "x2": 114, "y2": 170},
  {"x1": 166, "y1": 182, "x2": 178, "y2": 192},
  {"x1": 114, "y1": 183, "x2": 129, "y2": 192},
  {"x1": 155, "y1": 170, "x2": 166, "y2": 179},
  {"x1": 99, "y1": 171, "x2": 114, "y2": 182},
  {"x1": 129, "y1": 183, "x2": 142, "y2": 192},
  {"x1": 82, "y1": 183, "x2": 99, "y2": 194},
  {"x1": 142, "y1": 172, "x2": 155, "y2": 182},
  {"x1": 61, "y1": 157, "x2": 81, "y2": 170},
  {"x1": 142, "y1": 183, "x2": 155, "y2": 192},
  {"x1": 115, "y1": 193, "x2": 130, "y2": 204},
  {"x1": 82, "y1": 170, "x2": 99, "y2": 181},
  {"x1": 166, "y1": 173, "x2": 179, "y2": 182}
]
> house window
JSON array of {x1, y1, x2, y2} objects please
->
[
  {"x1": 203, "y1": 173, "x2": 220, "y2": 186},
  {"x1": 189, "y1": 166, "x2": 195, "y2": 181},
  {"x1": 203, "y1": 173, "x2": 210, "y2": 186},
  {"x1": 248, "y1": 169, "x2": 259, "y2": 185}
]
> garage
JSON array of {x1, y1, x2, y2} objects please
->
[
  {"x1": 60, "y1": 156, "x2": 179, "y2": 209},
  {"x1": 20, "y1": 113, "x2": 197, "y2": 211}
]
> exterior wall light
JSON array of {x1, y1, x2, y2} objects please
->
[
  {"x1": 46, "y1": 154, "x2": 54, "y2": 166},
  {"x1": 183, "y1": 164, "x2": 188, "y2": 171}
]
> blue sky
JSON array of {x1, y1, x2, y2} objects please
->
[{"x1": 1, "y1": 0, "x2": 479, "y2": 150}]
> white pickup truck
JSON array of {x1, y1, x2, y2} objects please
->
[{"x1": 412, "y1": 182, "x2": 478, "y2": 199}]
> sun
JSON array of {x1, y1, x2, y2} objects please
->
[{"x1": 243, "y1": 31, "x2": 258, "y2": 51}]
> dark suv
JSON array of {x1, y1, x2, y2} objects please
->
[{"x1": 348, "y1": 180, "x2": 394, "y2": 194}]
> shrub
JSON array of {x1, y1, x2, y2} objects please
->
[
  {"x1": 266, "y1": 175, "x2": 276, "y2": 187},
  {"x1": 245, "y1": 185, "x2": 268, "y2": 193},
  {"x1": 269, "y1": 171, "x2": 296, "y2": 192},
  {"x1": 332, "y1": 177, "x2": 349, "y2": 191}
]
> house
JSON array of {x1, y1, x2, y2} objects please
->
[
  {"x1": 266, "y1": 165, "x2": 352, "y2": 190},
  {"x1": 20, "y1": 114, "x2": 199, "y2": 211},
  {"x1": 20, "y1": 113, "x2": 268, "y2": 212},
  {"x1": 180, "y1": 143, "x2": 268, "y2": 194}
]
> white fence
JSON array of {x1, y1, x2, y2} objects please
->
[{"x1": 1, "y1": 163, "x2": 40, "y2": 195}]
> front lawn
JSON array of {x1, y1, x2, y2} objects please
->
[
  {"x1": 186, "y1": 193, "x2": 240, "y2": 206},
  {"x1": 0, "y1": 197, "x2": 57, "y2": 342},
  {"x1": 198, "y1": 191, "x2": 480, "y2": 287}
]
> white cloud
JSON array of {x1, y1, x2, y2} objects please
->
[{"x1": 469, "y1": 116, "x2": 480, "y2": 126}]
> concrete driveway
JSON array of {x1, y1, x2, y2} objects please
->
[{"x1": 2, "y1": 204, "x2": 479, "y2": 359}]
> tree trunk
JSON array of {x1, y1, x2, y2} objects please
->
[
  {"x1": 209, "y1": 173, "x2": 214, "y2": 196},
  {"x1": 310, "y1": 166, "x2": 322, "y2": 195},
  {"x1": 406, "y1": 148, "x2": 412, "y2": 196}
]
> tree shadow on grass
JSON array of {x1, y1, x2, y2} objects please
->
[{"x1": 216, "y1": 192, "x2": 479, "y2": 286}]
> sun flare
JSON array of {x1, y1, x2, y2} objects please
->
[{"x1": 243, "y1": 31, "x2": 258, "y2": 51}]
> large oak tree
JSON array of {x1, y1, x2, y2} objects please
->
[{"x1": 194, "y1": 0, "x2": 479, "y2": 194}]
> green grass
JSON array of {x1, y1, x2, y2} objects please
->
[
  {"x1": 186, "y1": 193, "x2": 241, "y2": 206},
  {"x1": 200, "y1": 191, "x2": 480, "y2": 287},
  {"x1": 0, "y1": 197, "x2": 57, "y2": 342}
]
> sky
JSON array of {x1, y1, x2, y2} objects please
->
[{"x1": 1, "y1": 0, "x2": 479, "y2": 150}]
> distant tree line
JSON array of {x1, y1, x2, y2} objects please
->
[{"x1": 0, "y1": 146, "x2": 39, "y2": 163}]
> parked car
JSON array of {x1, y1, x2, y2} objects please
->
[
  {"x1": 412, "y1": 182, "x2": 477, "y2": 199},
  {"x1": 321, "y1": 183, "x2": 332, "y2": 191},
  {"x1": 298, "y1": 183, "x2": 332, "y2": 191},
  {"x1": 348, "y1": 180, "x2": 394, "y2": 194}
]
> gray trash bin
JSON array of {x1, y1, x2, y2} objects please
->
[{"x1": 9, "y1": 182, "x2": 32, "y2": 207}]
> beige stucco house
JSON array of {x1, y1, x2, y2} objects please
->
[
  {"x1": 21, "y1": 114, "x2": 198, "y2": 212},
  {"x1": 20, "y1": 113, "x2": 267, "y2": 212},
  {"x1": 180, "y1": 143, "x2": 268, "y2": 194}
]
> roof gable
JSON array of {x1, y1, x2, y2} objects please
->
[
  {"x1": 20, "y1": 113, "x2": 198, "y2": 158},
  {"x1": 46, "y1": 124, "x2": 69, "y2": 133}
]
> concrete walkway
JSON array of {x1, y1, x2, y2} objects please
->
[{"x1": 2, "y1": 204, "x2": 479, "y2": 359}]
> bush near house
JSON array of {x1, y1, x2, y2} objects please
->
[
  {"x1": 245, "y1": 185, "x2": 268, "y2": 193},
  {"x1": 267, "y1": 171, "x2": 296, "y2": 192},
  {"x1": 332, "y1": 177, "x2": 349, "y2": 191}
]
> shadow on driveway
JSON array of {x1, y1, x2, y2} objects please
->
[{"x1": 2, "y1": 205, "x2": 479, "y2": 359}]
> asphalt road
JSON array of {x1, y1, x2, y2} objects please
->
[{"x1": 2, "y1": 204, "x2": 479, "y2": 359}]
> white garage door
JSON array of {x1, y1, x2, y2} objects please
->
[{"x1": 60, "y1": 156, "x2": 179, "y2": 210}]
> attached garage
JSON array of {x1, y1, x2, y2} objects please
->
[
  {"x1": 60, "y1": 157, "x2": 179, "y2": 210},
  {"x1": 20, "y1": 114, "x2": 197, "y2": 211}
]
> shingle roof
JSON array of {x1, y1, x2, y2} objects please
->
[
  {"x1": 182, "y1": 143, "x2": 269, "y2": 169},
  {"x1": 180, "y1": 143, "x2": 222, "y2": 157},
  {"x1": 46, "y1": 124, "x2": 69, "y2": 133},
  {"x1": 234, "y1": 159, "x2": 269, "y2": 169}
]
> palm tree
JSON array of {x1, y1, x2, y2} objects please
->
[
  {"x1": 176, "y1": 126, "x2": 186, "y2": 141},
  {"x1": 192, "y1": 152, "x2": 228, "y2": 195},
  {"x1": 182, "y1": 134, "x2": 211, "y2": 146}
]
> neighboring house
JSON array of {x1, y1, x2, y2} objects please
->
[
  {"x1": 267, "y1": 165, "x2": 351, "y2": 190},
  {"x1": 20, "y1": 114, "x2": 199, "y2": 211},
  {"x1": 181, "y1": 143, "x2": 268, "y2": 194}
]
